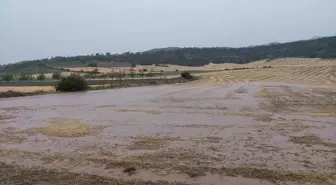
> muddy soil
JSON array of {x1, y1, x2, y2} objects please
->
[{"x1": 0, "y1": 82, "x2": 335, "y2": 185}]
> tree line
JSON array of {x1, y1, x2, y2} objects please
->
[{"x1": 1, "y1": 36, "x2": 335, "y2": 73}]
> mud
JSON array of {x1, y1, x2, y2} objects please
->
[{"x1": 0, "y1": 82, "x2": 335, "y2": 185}]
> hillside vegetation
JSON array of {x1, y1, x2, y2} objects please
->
[{"x1": 1, "y1": 36, "x2": 335, "y2": 74}]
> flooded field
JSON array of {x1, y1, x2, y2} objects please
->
[{"x1": 1, "y1": 82, "x2": 336, "y2": 185}]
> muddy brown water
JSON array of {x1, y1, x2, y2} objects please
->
[{"x1": 0, "y1": 82, "x2": 335, "y2": 185}]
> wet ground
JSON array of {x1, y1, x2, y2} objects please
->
[{"x1": 0, "y1": 82, "x2": 335, "y2": 185}]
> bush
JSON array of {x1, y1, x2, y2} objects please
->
[
  {"x1": 55, "y1": 74, "x2": 88, "y2": 92},
  {"x1": 0, "y1": 90, "x2": 45, "y2": 98},
  {"x1": 181, "y1": 72, "x2": 193, "y2": 79}
]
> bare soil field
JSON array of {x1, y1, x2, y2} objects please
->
[
  {"x1": 2, "y1": 58, "x2": 336, "y2": 93},
  {"x1": 192, "y1": 58, "x2": 336, "y2": 87},
  {"x1": 0, "y1": 86, "x2": 55, "y2": 93},
  {"x1": 0, "y1": 79, "x2": 336, "y2": 184}
]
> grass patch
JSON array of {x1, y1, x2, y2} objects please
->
[
  {"x1": 224, "y1": 92, "x2": 234, "y2": 99},
  {"x1": 0, "y1": 133, "x2": 25, "y2": 144},
  {"x1": 259, "y1": 86, "x2": 336, "y2": 116},
  {"x1": 0, "y1": 115, "x2": 15, "y2": 120},
  {"x1": 254, "y1": 115, "x2": 274, "y2": 122},
  {"x1": 258, "y1": 87, "x2": 272, "y2": 97},
  {"x1": 234, "y1": 87, "x2": 247, "y2": 93},
  {"x1": 0, "y1": 163, "x2": 188, "y2": 185},
  {"x1": 1, "y1": 106, "x2": 31, "y2": 111},
  {"x1": 193, "y1": 136, "x2": 223, "y2": 143},
  {"x1": 218, "y1": 166, "x2": 332, "y2": 184},
  {"x1": 117, "y1": 109, "x2": 161, "y2": 114},
  {"x1": 164, "y1": 105, "x2": 228, "y2": 110},
  {"x1": 270, "y1": 122, "x2": 311, "y2": 133},
  {"x1": 30, "y1": 117, "x2": 92, "y2": 137},
  {"x1": 168, "y1": 124, "x2": 233, "y2": 129},
  {"x1": 0, "y1": 148, "x2": 334, "y2": 184},
  {"x1": 128, "y1": 136, "x2": 177, "y2": 150},
  {"x1": 94, "y1": 105, "x2": 116, "y2": 108},
  {"x1": 290, "y1": 135, "x2": 336, "y2": 148}
]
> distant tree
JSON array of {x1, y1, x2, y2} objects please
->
[
  {"x1": 88, "y1": 62, "x2": 98, "y2": 67},
  {"x1": 2, "y1": 74, "x2": 13, "y2": 82},
  {"x1": 106, "y1": 52, "x2": 111, "y2": 56},
  {"x1": 130, "y1": 67, "x2": 136, "y2": 79},
  {"x1": 92, "y1": 68, "x2": 99, "y2": 74},
  {"x1": 2, "y1": 36, "x2": 336, "y2": 71},
  {"x1": 90, "y1": 68, "x2": 99, "y2": 79},
  {"x1": 147, "y1": 68, "x2": 154, "y2": 79},
  {"x1": 108, "y1": 71, "x2": 116, "y2": 79},
  {"x1": 52, "y1": 72, "x2": 61, "y2": 80},
  {"x1": 37, "y1": 73, "x2": 46, "y2": 83},
  {"x1": 19, "y1": 73, "x2": 31, "y2": 81},
  {"x1": 117, "y1": 70, "x2": 125, "y2": 86},
  {"x1": 139, "y1": 69, "x2": 145, "y2": 79}
]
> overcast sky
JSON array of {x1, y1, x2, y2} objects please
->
[{"x1": 0, "y1": 0, "x2": 335, "y2": 64}]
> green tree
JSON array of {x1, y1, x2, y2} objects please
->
[
  {"x1": 90, "y1": 68, "x2": 99, "y2": 79},
  {"x1": 2, "y1": 74, "x2": 13, "y2": 82},
  {"x1": 37, "y1": 73, "x2": 46, "y2": 83},
  {"x1": 147, "y1": 68, "x2": 154, "y2": 79},
  {"x1": 19, "y1": 73, "x2": 31, "y2": 81},
  {"x1": 130, "y1": 67, "x2": 135, "y2": 79},
  {"x1": 181, "y1": 71, "x2": 193, "y2": 79},
  {"x1": 117, "y1": 70, "x2": 125, "y2": 86},
  {"x1": 108, "y1": 71, "x2": 116, "y2": 87},
  {"x1": 88, "y1": 62, "x2": 97, "y2": 67},
  {"x1": 52, "y1": 72, "x2": 62, "y2": 80},
  {"x1": 139, "y1": 69, "x2": 145, "y2": 79}
]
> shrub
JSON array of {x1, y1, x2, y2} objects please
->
[
  {"x1": 55, "y1": 74, "x2": 88, "y2": 92},
  {"x1": 181, "y1": 72, "x2": 193, "y2": 79},
  {"x1": 0, "y1": 90, "x2": 45, "y2": 98}
]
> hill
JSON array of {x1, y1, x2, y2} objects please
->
[
  {"x1": 1, "y1": 36, "x2": 335, "y2": 74},
  {"x1": 143, "y1": 47, "x2": 181, "y2": 54}
]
